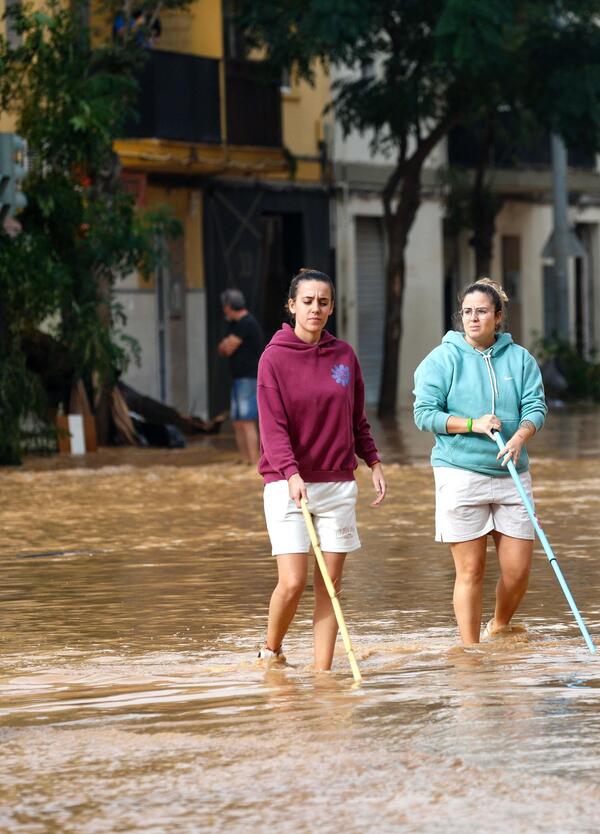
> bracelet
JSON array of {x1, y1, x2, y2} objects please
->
[{"x1": 466, "y1": 417, "x2": 473, "y2": 433}]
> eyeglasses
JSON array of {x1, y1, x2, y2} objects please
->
[{"x1": 461, "y1": 307, "x2": 494, "y2": 319}]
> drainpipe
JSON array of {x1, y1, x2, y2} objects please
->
[{"x1": 338, "y1": 176, "x2": 351, "y2": 340}]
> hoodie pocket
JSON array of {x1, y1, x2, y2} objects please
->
[
  {"x1": 446, "y1": 433, "x2": 467, "y2": 464},
  {"x1": 446, "y1": 432, "x2": 493, "y2": 466}
]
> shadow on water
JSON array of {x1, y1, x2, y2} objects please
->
[{"x1": 1, "y1": 406, "x2": 600, "y2": 832}]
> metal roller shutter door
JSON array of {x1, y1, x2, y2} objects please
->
[{"x1": 356, "y1": 217, "x2": 385, "y2": 405}]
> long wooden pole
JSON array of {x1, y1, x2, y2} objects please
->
[{"x1": 300, "y1": 498, "x2": 362, "y2": 682}]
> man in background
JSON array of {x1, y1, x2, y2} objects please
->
[{"x1": 218, "y1": 289, "x2": 262, "y2": 465}]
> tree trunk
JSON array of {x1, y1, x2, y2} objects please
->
[
  {"x1": 377, "y1": 115, "x2": 460, "y2": 418},
  {"x1": 94, "y1": 382, "x2": 112, "y2": 446},
  {"x1": 378, "y1": 162, "x2": 422, "y2": 418},
  {"x1": 0, "y1": 296, "x2": 21, "y2": 465},
  {"x1": 94, "y1": 268, "x2": 113, "y2": 445},
  {"x1": 92, "y1": 151, "x2": 122, "y2": 446}
]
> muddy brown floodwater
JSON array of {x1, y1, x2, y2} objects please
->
[{"x1": 1, "y1": 408, "x2": 600, "y2": 833}]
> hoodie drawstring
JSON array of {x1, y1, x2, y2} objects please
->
[{"x1": 476, "y1": 348, "x2": 499, "y2": 415}]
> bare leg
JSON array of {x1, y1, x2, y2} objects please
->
[
  {"x1": 266, "y1": 553, "x2": 308, "y2": 652},
  {"x1": 313, "y1": 552, "x2": 346, "y2": 670},
  {"x1": 449, "y1": 536, "x2": 487, "y2": 645},
  {"x1": 240, "y1": 420, "x2": 259, "y2": 465},
  {"x1": 491, "y1": 531, "x2": 533, "y2": 627},
  {"x1": 232, "y1": 420, "x2": 249, "y2": 463}
]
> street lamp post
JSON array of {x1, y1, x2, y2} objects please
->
[{"x1": 549, "y1": 133, "x2": 570, "y2": 339}]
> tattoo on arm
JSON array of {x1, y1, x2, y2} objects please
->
[{"x1": 518, "y1": 420, "x2": 536, "y2": 433}]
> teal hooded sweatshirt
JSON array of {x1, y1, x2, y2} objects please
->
[{"x1": 413, "y1": 331, "x2": 547, "y2": 476}]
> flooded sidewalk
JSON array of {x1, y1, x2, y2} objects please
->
[{"x1": 1, "y1": 408, "x2": 600, "y2": 833}]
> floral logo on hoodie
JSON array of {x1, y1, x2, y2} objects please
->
[{"x1": 331, "y1": 364, "x2": 350, "y2": 386}]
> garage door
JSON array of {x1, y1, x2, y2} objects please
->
[{"x1": 356, "y1": 217, "x2": 385, "y2": 405}]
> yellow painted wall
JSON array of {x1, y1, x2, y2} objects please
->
[
  {"x1": 186, "y1": 189, "x2": 204, "y2": 289},
  {"x1": 142, "y1": 184, "x2": 204, "y2": 290},
  {"x1": 0, "y1": 112, "x2": 16, "y2": 132},
  {"x1": 89, "y1": 0, "x2": 222, "y2": 57},
  {"x1": 282, "y1": 62, "x2": 332, "y2": 160},
  {"x1": 159, "y1": 0, "x2": 223, "y2": 58},
  {"x1": 0, "y1": 0, "x2": 19, "y2": 130}
]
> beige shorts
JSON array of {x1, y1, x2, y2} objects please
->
[
  {"x1": 263, "y1": 480, "x2": 361, "y2": 556},
  {"x1": 433, "y1": 467, "x2": 534, "y2": 543}
]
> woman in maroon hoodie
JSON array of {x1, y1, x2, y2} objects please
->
[{"x1": 257, "y1": 268, "x2": 386, "y2": 670}]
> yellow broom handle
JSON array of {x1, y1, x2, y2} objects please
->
[{"x1": 300, "y1": 498, "x2": 362, "y2": 683}]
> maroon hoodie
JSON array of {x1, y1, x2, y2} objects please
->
[{"x1": 257, "y1": 324, "x2": 380, "y2": 484}]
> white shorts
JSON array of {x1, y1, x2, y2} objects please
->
[
  {"x1": 433, "y1": 467, "x2": 534, "y2": 543},
  {"x1": 263, "y1": 480, "x2": 361, "y2": 556}
]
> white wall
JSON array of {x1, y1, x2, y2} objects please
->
[
  {"x1": 493, "y1": 202, "x2": 552, "y2": 347},
  {"x1": 330, "y1": 67, "x2": 446, "y2": 170},
  {"x1": 186, "y1": 289, "x2": 209, "y2": 419},
  {"x1": 455, "y1": 198, "x2": 600, "y2": 353},
  {"x1": 333, "y1": 123, "x2": 446, "y2": 171},
  {"x1": 401, "y1": 199, "x2": 445, "y2": 404},
  {"x1": 115, "y1": 289, "x2": 160, "y2": 400},
  {"x1": 577, "y1": 205, "x2": 600, "y2": 354},
  {"x1": 336, "y1": 192, "x2": 445, "y2": 408},
  {"x1": 116, "y1": 286, "x2": 210, "y2": 417}
]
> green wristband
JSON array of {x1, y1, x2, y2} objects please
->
[{"x1": 466, "y1": 417, "x2": 473, "y2": 433}]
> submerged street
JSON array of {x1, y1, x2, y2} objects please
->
[{"x1": 1, "y1": 409, "x2": 599, "y2": 833}]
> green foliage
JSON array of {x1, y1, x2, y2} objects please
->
[
  {"x1": 436, "y1": 1, "x2": 600, "y2": 153},
  {"x1": 0, "y1": 0, "x2": 183, "y2": 463},
  {"x1": 237, "y1": 0, "x2": 600, "y2": 416},
  {"x1": 238, "y1": 0, "x2": 452, "y2": 158},
  {"x1": 0, "y1": 231, "x2": 62, "y2": 464},
  {"x1": 532, "y1": 335, "x2": 600, "y2": 402},
  {"x1": 439, "y1": 167, "x2": 472, "y2": 238},
  {"x1": 239, "y1": 0, "x2": 600, "y2": 164}
]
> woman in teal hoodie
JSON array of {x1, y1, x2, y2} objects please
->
[{"x1": 413, "y1": 278, "x2": 547, "y2": 645}]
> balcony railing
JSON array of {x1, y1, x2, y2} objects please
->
[
  {"x1": 125, "y1": 50, "x2": 222, "y2": 144},
  {"x1": 225, "y1": 59, "x2": 282, "y2": 147}
]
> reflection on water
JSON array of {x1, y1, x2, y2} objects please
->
[{"x1": 1, "y1": 407, "x2": 600, "y2": 832}]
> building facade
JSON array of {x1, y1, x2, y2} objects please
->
[
  {"x1": 5, "y1": 3, "x2": 600, "y2": 417},
  {"x1": 330, "y1": 63, "x2": 446, "y2": 408},
  {"x1": 446, "y1": 133, "x2": 600, "y2": 365},
  {"x1": 331, "y1": 60, "x2": 600, "y2": 408},
  {"x1": 112, "y1": 0, "x2": 332, "y2": 419}
]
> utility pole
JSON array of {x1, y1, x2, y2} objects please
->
[{"x1": 549, "y1": 133, "x2": 570, "y2": 339}]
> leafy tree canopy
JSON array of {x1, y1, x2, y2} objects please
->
[
  {"x1": 0, "y1": 0, "x2": 183, "y2": 462},
  {"x1": 237, "y1": 0, "x2": 600, "y2": 416},
  {"x1": 239, "y1": 0, "x2": 600, "y2": 155}
]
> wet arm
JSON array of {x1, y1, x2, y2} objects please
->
[
  {"x1": 446, "y1": 416, "x2": 472, "y2": 434},
  {"x1": 516, "y1": 419, "x2": 536, "y2": 442}
]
